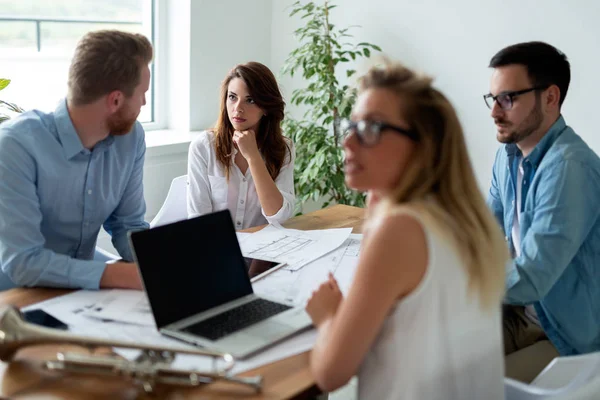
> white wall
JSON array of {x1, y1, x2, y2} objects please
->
[
  {"x1": 271, "y1": 0, "x2": 600, "y2": 191},
  {"x1": 151, "y1": 0, "x2": 273, "y2": 215},
  {"x1": 164, "y1": 0, "x2": 273, "y2": 131},
  {"x1": 189, "y1": 0, "x2": 272, "y2": 131}
]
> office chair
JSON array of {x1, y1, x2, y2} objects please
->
[
  {"x1": 94, "y1": 174, "x2": 189, "y2": 259},
  {"x1": 149, "y1": 174, "x2": 188, "y2": 228},
  {"x1": 504, "y1": 350, "x2": 600, "y2": 400}
]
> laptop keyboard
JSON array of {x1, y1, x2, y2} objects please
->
[{"x1": 182, "y1": 298, "x2": 292, "y2": 341}]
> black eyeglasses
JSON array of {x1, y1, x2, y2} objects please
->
[
  {"x1": 483, "y1": 86, "x2": 548, "y2": 110},
  {"x1": 340, "y1": 119, "x2": 418, "y2": 147}
]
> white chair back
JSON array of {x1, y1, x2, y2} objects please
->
[
  {"x1": 150, "y1": 175, "x2": 188, "y2": 228},
  {"x1": 505, "y1": 351, "x2": 600, "y2": 400}
]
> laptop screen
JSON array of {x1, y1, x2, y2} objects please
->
[{"x1": 129, "y1": 210, "x2": 253, "y2": 328}]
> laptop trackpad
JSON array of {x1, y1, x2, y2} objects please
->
[{"x1": 244, "y1": 320, "x2": 293, "y2": 340}]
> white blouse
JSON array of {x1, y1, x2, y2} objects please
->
[
  {"x1": 187, "y1": 131, "x2": 295, "y2": 230},
  {"x1": 358, "y1": 208, "x2": 504, "y2": 400}
]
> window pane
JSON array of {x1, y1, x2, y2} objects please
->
[
  {"x1": 41, "y1": 22, "x2": 144, "y2": 54},
  {"x1": 0, "y1": 0, "x2": 153, "y2": 123},
  {"x1": 0, "y1": 0, "x2": 144, "y2": 20},
  {"x1": 0, "y1": 21, "x2": 37, "y2": 51}
]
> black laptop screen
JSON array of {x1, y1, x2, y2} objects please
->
[{"x1": 129, "y1": 210, "x2": 254, "y2": 328}]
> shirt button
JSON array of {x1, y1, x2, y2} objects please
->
[
  {"x1": 88, "y1": 190, "x2": 92, "y2": 195},
  {"x1": 523, "y1": 181, "x2": 527, "y2": 185},
  {"x1": 243, "y1": 178, "x2": 247, "y2": 182},
  {"x1": 237, "y1": 221, "x2": 242, "y2": 226},
  {"x1": 240, "y1": 200, "x2": 244, "y2": 204}
]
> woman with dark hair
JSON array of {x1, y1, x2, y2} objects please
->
[{"x1": 187, "y1": 61, "x2": 295, "y2": 229}]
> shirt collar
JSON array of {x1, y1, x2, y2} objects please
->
[
  {"x1": 54, "y1": 99, "x2": 115, "y2": 159},
  {"x1": 504, "y1": 115, "x2": 567, "y2": 166},
  {"x1": 55, "y1": 99, "x2": 85, "y2": 160},
  {"x1": 527, "y1": 115, "x2": 566, "y2": 167}
]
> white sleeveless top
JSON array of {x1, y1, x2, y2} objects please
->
[{"x1": 357, "y1": 209, "x2": 504, "y2": 400}]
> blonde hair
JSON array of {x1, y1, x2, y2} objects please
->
[
  {"x1": 68, "y1": 30, "x2": 153, "y2": 106},
  {"x1": 360, "y1": 60, "x2": 508, "y2": 310}
]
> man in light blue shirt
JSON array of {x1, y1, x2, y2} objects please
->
[
  {"x1": 0, "y1": 30, "x2": 154, "y2": 291},
  {"x1": 485, "y1": 42, "x2": 600, "y2": 358}
]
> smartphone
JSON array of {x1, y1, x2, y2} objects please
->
[
  {"x1": 243, "y1": 257, "x2": 287, "y2": 282},
  {"x1": 22, "y1": 309, "x2": 68, "y2": 330}
]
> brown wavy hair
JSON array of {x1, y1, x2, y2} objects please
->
[{"x1": 213, "y1": 62, "x2": 289, "y2": 180}]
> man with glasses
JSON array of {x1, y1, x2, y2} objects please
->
[{"x1": 485, "y1": 41, "x2": 600, "y2": 377}]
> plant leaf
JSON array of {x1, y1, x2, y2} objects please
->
[
  {"x1": 279, "y1": 0, "x2": 380, "y2": 209},
  {"x1": 0, "y1": 79, "x2": 10, "y2": 91}
]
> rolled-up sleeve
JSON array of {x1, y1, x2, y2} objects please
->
[
  {"x1": 262, "y1": 141, "x2": 296, "y2": 224},
  {"x1": 505, "y1": 160, "x2": 600, "y2": 304},
  {"x1": 0, "y1": 134, "x2": 106, "y2": 289},
  {"x1": 103, "y1": 123, "x2": 150, "y2": 261}
]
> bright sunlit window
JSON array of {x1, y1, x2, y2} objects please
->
[{"x1": 0, "y1": 0, "x2": 156, "y2": 124}]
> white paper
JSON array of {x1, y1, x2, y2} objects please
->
[
  {"x1": 22, "y1": 289, "x2": 112, "y2": 326},
  {"x1": 23, "y1": 290, "x2": 207, "y2": 354},
  {"x1": 81, "y1": 289, "x2": 154, "y2": 327},
  {"x1": 236, "y1": 232, "x2": 251, "y2": 243},
  {"x1": 240, "y1": 224, "x2": 352, "y2": 271},
  {"x1": 252, "y1": 234, "x2": 362, "y2": 306}
]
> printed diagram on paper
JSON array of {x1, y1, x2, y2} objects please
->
[
  {"x1": 246, "y1": 235, "x2": 313, "y2": 259},
  {"x1": 252, "y1": 234, "x2": 362, "y2": 306},
  {"x1": 82, "y1": 289, "x2": 154, "y2": 327},
  {"x1": 240, "y1": 224, "x2": 352, "y2": 271}
]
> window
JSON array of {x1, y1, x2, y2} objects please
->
[{"x1": 0, "y1": 0, "x2": 159, "y2": 126}]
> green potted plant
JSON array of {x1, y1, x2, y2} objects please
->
[
  {"x1": 281, "y1": 1, "x2": 381, "y2": 210},
  {"x1": 0, "y1": 79, "x2": 25, "y2": 124}
]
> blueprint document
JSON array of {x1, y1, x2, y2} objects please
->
[
  {"x1": 81, "y1": 289, "x2": 154, "y2": 327},
  {"x1": 240, "y1": 224, "x2": 352, "y2": 271},
  {"x1": 252, "y1": 233, "x2": 363, "y2": 306}
]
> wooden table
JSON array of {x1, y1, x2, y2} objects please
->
[{"x1": 0, "y1": 205, "x2": 364, "y2": 400}]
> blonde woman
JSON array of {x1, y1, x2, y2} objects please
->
[{"x1": 305, "y1": 61, "x2": 509, "y2": 399}]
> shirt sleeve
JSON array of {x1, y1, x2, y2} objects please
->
[
  {"x1": 103, "y1": 122, "x2": 150, "y2": 261},
  {"x1": 505, "y1": 160, "x2": 600, "y2": 304},
  {"x1": 262, "y1": 140, "x2": 296, "y2": 224},
  {"x1": 187, "y1": 132, "x2": 215, "y2": 218},
  {"x1": 0, "y1": 134, "x2": 106, "y2": 289},
  {"x1": 487, "y1": 148, "x2": 505, "y2": 230}
]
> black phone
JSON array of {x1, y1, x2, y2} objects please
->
[{"x1": 22, "y1": 309, "x2": 68, "y2": 330}]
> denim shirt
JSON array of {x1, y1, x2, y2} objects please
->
[
  {"x1": 487, "y1": 116, "x2": 600, "y2": 355},
  {"x1": 0, "y1": 99, "x2": 149, "y2": 290}
]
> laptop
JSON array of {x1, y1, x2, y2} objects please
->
[{"x1": 128, "y1": 210, "x2": 313, "y2": 358}]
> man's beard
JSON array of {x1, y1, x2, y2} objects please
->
[
  {"x1": 495, "y1": 98, "x2": 543, "y2": 144},
  {"x1": 107, "y1": 105, "x2": 137, "y2": 136}
]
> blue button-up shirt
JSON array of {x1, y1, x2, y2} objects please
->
[
  {"x1": 488, "y1": 116, "x2": 600, "y2": 355},
  {"x1": 0, "y1": 99, "x2": 149, "y2": 290}
]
